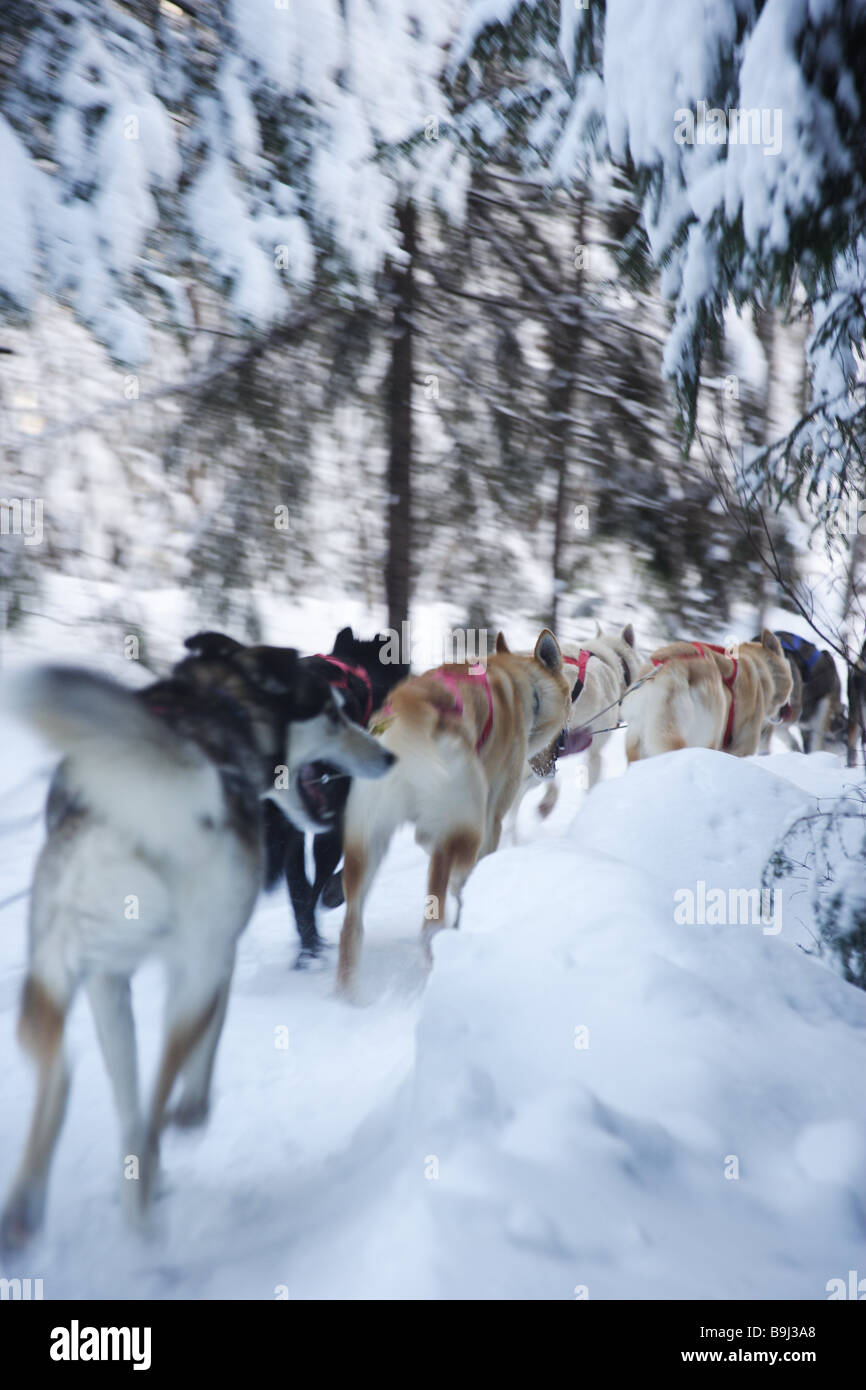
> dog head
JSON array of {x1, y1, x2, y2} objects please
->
[
  {"x1": 586, "y1": 623, "x2": 638, "y2": 696},
  {"x1": 239, "y1": 647, "x2": 395, "y2": 833},
  {"x1": 330, "y1": 626, "x2": 410, "y2": 708},
  {"x1": 523, "y1": 629, "x2": 572, "y2": 777},
  {"x1": 177, "y1": 633, "x2": 395, "y2": 831},
  {"x1": 757, "y1": 629, "x2": 794, "y2": 725},
  {"x1": 751, "y1": 630, "x2": 803, "y2": 726}
]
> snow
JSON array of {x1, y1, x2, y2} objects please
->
[{"x1": 1, "y1": 648, "x2": 864, "y2": 1298}]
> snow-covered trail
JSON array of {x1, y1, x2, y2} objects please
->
[{"x1": 1, "y1": 716, "x2": 865, "y2": 1301}]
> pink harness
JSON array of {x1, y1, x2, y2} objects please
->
[
  {"x1": 376, "y1": 666, "x2": 494, "y2": 754},
  {"x1": 563, "y1": 650, "x2": 591, "y2": 684},
  {"x1": 315, "y1": 654, "x2": 374, "y2": 724},
  {"x1": 563, "y1": 650, "x2": 591, "y2": 700},
  {"x1": 428, "y1": 667, "x2": 494, "y2": 753}
]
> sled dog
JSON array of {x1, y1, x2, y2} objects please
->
[
  {"x1": 623, "y1": 632, "x2": 792, "y2": 762},
  {"x1": 0, "y1": 653, "x2": 392, "y2": 1250},
  {"x1": 510, "y1": 624, "x2": 638, "y2": 831},
  {"x1": 337, "y1": 630, "x2": 572, "y2": 995},
  {"x1": 177, "y1": 628, "x2": 408, "y2": 965},
  {"x1": 756, "y1": 631, "x2": 843, "y2": 754}
]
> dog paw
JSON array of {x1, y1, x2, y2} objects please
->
[
  {"x1": 319, "y1": 873, "x2": 345, "y2": 910},
  {"x1": 167, "y1": 1097, "x2": 210, "y2": 1129},
  {"x1": 293, "y1": 943, "x2": 329, "y2": 971},
  {"x1": 0, "y1": 1189, "x2": 43, "y2": 1254}
]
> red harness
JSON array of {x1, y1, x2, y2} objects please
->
[
  {"x1": 377, "y1": 666, "x2": 494, "y2": 754},
  {"x1": 314, "y1": 654, "x2": 374, "y2": 724},
  {"x1": 563, "y1": 650, "x2": 591, "y2": 697},
  {"x1": 428, "y1": 667, "x2": 494, "y2": 753},
  {"x1": 651, "y1": 642, "x2": 738, "y2": 749}
]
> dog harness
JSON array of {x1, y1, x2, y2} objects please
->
[
  {"x1": 563, "y1": 650, "x2": 591, "y2": 701},
  {"x1": 651, "y1": 642, "x2": 738, "y2": 750},
  {"x1": 371, "y1": 666, "x2": 494, "y2": 754},
  {"x1": 427, "y1": 667, "x2": 494, "y2": 753},
  {"x1": 778, "y1": 633, "x2": 821, "y2": 676},
  {"x1": 315, "y1": 654, "x2": 374, "y2": 724}
]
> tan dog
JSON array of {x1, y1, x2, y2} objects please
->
[
  {"x1": 337, "y1": 630, "x2": 572, "y2": 995},
  {"x1": 623, "y1": 632, "x2": 792, "y2": 763}
]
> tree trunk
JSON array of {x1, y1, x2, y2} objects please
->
[
  {"x1": 549, "y1": 191, "x2": 585, "y2": 631},
  {"x1": 384, "y1": 201, "x2": 416, "y2": 636}
]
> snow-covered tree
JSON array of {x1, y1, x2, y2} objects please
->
[
  {"x1": 451, "y1": 0, "x2": 866, "y2": 511},
  {"x1": 0, "y1": 0, "x2": 465, "y2": 359}
]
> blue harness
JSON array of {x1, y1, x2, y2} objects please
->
[{"x1": 779, "y1": 633, "x2": 822, "y2": 676}]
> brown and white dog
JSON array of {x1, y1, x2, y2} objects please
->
[
  {"x1": 336, "y1": 630, "x2": 572, "y2": 995},
  {"x1": 623, "y1": 632, "x2": 792, "y2": 763}
]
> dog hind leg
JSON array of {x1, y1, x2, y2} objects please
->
[
  {"x1": 421, "y1": 829, "x2": 481, "y2": 959},
  {"x1": 337, "y1": 774, "x2": 404, "y2": 997},
  {"x1": 0, "y1": 977, "x2": 73, "y2": 1252},
  {"x1": 168, "y1": 959, "x2": 235, "y2": 1129},
  {"x1": 131, "y1": 981, "x2": 223, "y2": 1223},
  {"x1": 338, "y1": 824, "x2": 395, "y2": 997},
  {"x1": 810, "y1": 696, "x2": 831, "y2": 753},
  {"x1": 85, "y1": 972, "x2": 145, "y2": 1218}
]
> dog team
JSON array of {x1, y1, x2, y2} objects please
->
[{"x1": 0, "y1": 617, "x2": 846, "y2": 1250}]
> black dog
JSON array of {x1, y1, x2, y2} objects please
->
[{"x1": 179, "y1": 627, "x2": 408, "y2": 966}]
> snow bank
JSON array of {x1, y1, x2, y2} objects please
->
[{"x1": 403, "y1": 750, "x2": 866, "y2": 1298}]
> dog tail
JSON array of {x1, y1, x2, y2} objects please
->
[
  {"x1": 4, "y1": 665, "x2": 206, "y2": 768},
  {"x1": 342, "y1": 721, "x2": 417, "y2": 867},
  {"x1": 4, "y1": 666, "x2": 224, "y2": 849}
]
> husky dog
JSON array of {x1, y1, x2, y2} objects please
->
[
  {"x1": 177, "y1": 628, "x2": 409, "y2": 966},
  {"x1": 757, "y1": 643, "x2": 803, "y2": 753},
  {"x1": 755, "y1": 631, "x2": 844, "y2": 754},
  {"x1": 0, "y1": 652, "x2": 392, "y2": 1251},
  {"x1": 336, "y1": 630, "x2": 572, "y2": 996},
  {"x1": 623, "y1": 632, "x2": 792, "y2": 762},
  {"x1": 510, "y1": 624, "x2": 638, "y2": 831}
]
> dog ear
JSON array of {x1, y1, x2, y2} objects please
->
[
  {"x1": 184, "y1": 631, "x2": 244, "y2": 661},
  {"x1": 534, "y1": 629, "x2": 562, "y2": 672},
  {"x1": 761, "y1": 629, "x2": 783, "y2": 657},
  {"x1": 621, "y1": 623, "x2": 635, "y2": 649},
  {"x1": 331, "y1": 626, "x2": 355, "y2": 656},
  {"x1": 495, "y1": 631, "x2": 510, "y2": 653}
]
